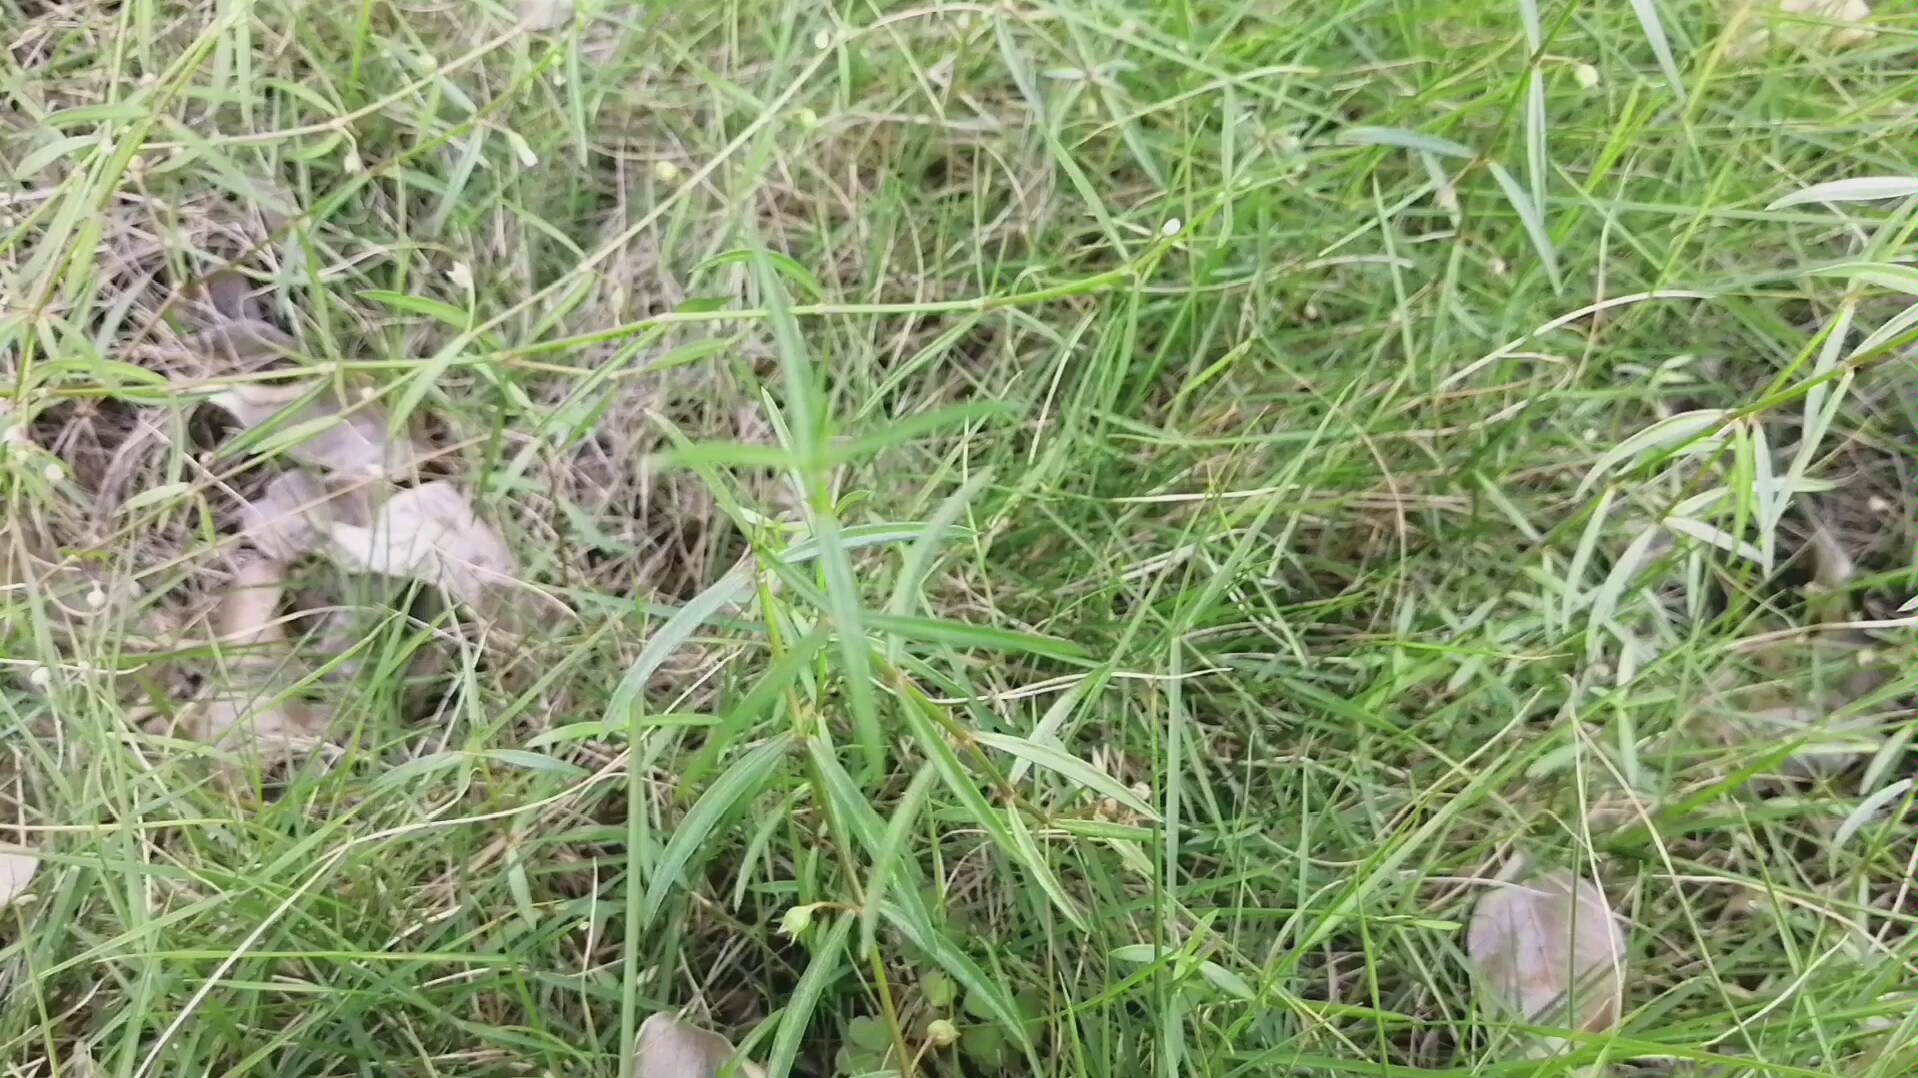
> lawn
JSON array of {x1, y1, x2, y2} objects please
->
[{"x1": 1, "y1": 1, "x2": 1914, "y2": 1076}]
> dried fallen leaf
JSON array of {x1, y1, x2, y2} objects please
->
[
  {"x1": 1728, "y1": 0, "x2": 1873, "y2": 56},
  {"x1": 635, "y1": 1014, "x2": 766, "y2": 1078},
  {"x1": 0, "y1": 843, "x2": 39, "y2": 908},
  {"x1": 1781, "y1": 0, "x2": 1873, "y2": 45},
  {"x1": 325, "y1": 481, "x2": 517, "y2": 612},
  {"x1": 212, "y1": 555, "x2": 289, "y2": 648},
  {"x1": 1467, "y1": 870, "x2": 1626, "y2": 1042},
  {"x1": 519, "y1": 0, "x2": 575, "y2": 31},
  {"x1": 187, "y1": 690, "x2": 333, "y2": 763},
  {"x1": 193, "y1": 319, "x2": 296, "y2": 372},
  {"x1": 241, "y1": 472, "x2": 331, "y2": 561},
  {"x1": 210, "y1": 381, "x2": 425, "y2": 478},
  {"x1": 182, "y1": 557, "x2": 334, "y2": 764}
]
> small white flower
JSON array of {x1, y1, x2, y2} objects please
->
[
  {"x1": 41, "y1": 461, "x2": 62, "y2": 483},
  {"x1": 27, "y1": 665, "x2": 52, "y2": 690},
  {"x1": 653, "y1": 159, "x2": 681, "y2": 184},
  {"x1": 85, "y1": 588, "x2": 107, "y2": 610},
  {"x1": 448, "y1": 261, "x2": 474, "y2": 293},
  {"x1": 506, "y1": 130, "x2": 539, "y2": 169},
  {"x1": 1160, "y1": 217, "x2": 1183, "y2": 237},
  {"x1": 812, "y1": 28, "x2": 832, "y2": 50},
  {"x1": 1572, "y1": 63, "x2": 1600, "y2": 90}
]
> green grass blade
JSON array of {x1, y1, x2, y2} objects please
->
[
  {"x1": 857, "y1": 766, "x2": 938, "y2": 956},
  {"x1": 885, "y1": 468, "x2": 995, "y2": 619},
  {"x1": 1768, "y1": 176, "x2": 1918, "y2": 209},
  {"x1": 890, "y1": 670, "x2": 1088, "y2": 931},
  {"x1": 1627, "y1": 0, "x2": 1687, "y2": 101},
  {"x1": 751, "y1": 247, "x2": 884, "y2": 779},
  {"x1": 1340, "y1": 125, "x2": 1475, "y2": 159},
  {"x1": 764, "y1": 912, "x2": 853, "y2": 1078},
  {"x1": 639, "y1": 735, "x2": 793, "y2": 925},
  {"x1": 973, "y1": 731, "x2": 1156, "y2": 819},
  {"x1": 1486, "y1": 161, "x2": 1561, "y2": 292},
  {"x1": 876, "y1": 898, "x2": 1035, "y2": 1053},
  {"x1": 863, "y1": 612, "x2": 1090, "y2": 664}
]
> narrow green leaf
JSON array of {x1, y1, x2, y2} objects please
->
[
  {"x1": 640, "y1": 735, "x2": 791, "y2": 924},
  {"x1": 887, "y1": 469, "x2": 994, "y2": 618},
  {"x1": 1768, "y1": 176, "x2": 1918, "y2": 209},
  {"x1": 360, "y1": 289, "x2": 472, "y2": 330},
  {"x1": 1663, "y1": 516, "x2": 1764, "y2": 564},
  {"x1": 1627, "y1": 0, "x2": 1687, "y2": 101},
  {"x1": 892, "y1": 679, "x2": 1086, "y2": 930},
  {"x1": 650, "y1": 336, "x2": 739, "y2": 372},
  {"x1": 1198, "y1": 961, "x2": 1257, "y2": 1001},
  {"x1": 1340, "y1": 125, "x2": 1475, "y2": 159},
  {"x1": 781, "y1": 522, "x2": 940, "y2": 564},
  {"x1": 752, "y1": 248, "x2": 883, "y2": 779},
  {"x1": 17, "y1": 135, "x2": 100, "y2": 178},
  {"x1": 1849, "y1": 298, "x2": 1918, "y2": 360},
  {"x1": 476, "y1": 749, "x2": 589, "y2": 777},
  {"x1": 1524, "y1": 68, "x2": 1547, "y2": 235},
  {"x1": 1586, "y1": 527, "x2": 1661, "y2": 657},
  {"x1": 1577, "y1": 409, "x2": 1729, "y2": 497},
  {"x1": 803, "y1": 737, "x2": 884, "y2": 848},
  {"x1": 604, "y1": 564, "x2": 753, "y2": 724},
  {"x1": 877, "y1": 898, "x2": 1034, "y2": 1051},
  {"x1": 764, "y1": 912, "x2": 852, "y2": 1078},
  {"x1": 840, "y1": 402, "x2": 1015, "y2": 459},
  {"x1": 1563, "y1": 486, "x2": 1616, "y2": 627},
  {"x1": 677, "y1": 629, "x2": 830, "y2": 792},
  {"x1": 1807, "y1": 261, "x2": 1918, "y2": 296},
  {"x1": 1004, "y1": 807, "x2": 1088, "y2": 931},
  {"x1": 973, "y1": 731, "x2": 1156, "y2": 818},
  {"x1": 374, "y1": 751, "x2": 473, "y2": 789},
  {"x1": 696, "y1": 248, "x2": 825, "y2": 302},
  {"x1": 525, "y1": 712, "x2": 717, "y2": 747},
  {"x1": 1005, "y1": 674, "x2": 1100, "y2": 784},
  {"x1": 117, "y1": 482, "x2": 195, "y2": 513},
  {"x1": 1486, "y1": 162, "x2": 1561, "y2": 292},
  {"x1": 1834, "y1": 778, "x2": 1912, "y2": 849},
  {"x1": 859, "y1": 766, "x2": 938, "y2": 956},
  {"x1": 864, "y1": 613, "x2": 1090, "y2": 664},
  {"x1": 1800, "y1": 302, "x2": 1856, "y2": 458},
  {"x1": 390, "y1": 338, "x2": 463, "y2": 428}
]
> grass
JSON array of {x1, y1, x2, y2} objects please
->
[{"x1": 2, "y1": 0, "x2": 1915, "y2": 1076}]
